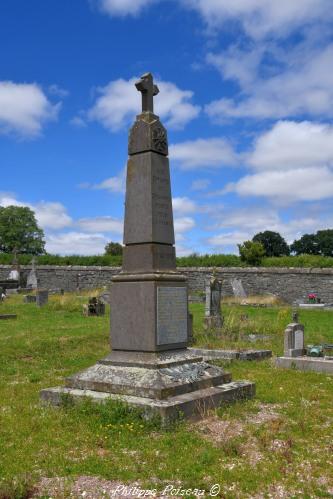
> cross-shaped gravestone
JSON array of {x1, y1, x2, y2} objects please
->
[{"x1": 135, "y1": 72, "x2": 159, "y2": 113}]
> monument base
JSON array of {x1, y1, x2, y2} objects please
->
[
  {"x1": 41, "y1": 349, "x2": 255, "y2": 421},
  {"x1": 275, "y1": 356, "x2": 333, "y2": 374},
  {"x1": 203, "y1": 316, "x2": 223, "y2": 330}
]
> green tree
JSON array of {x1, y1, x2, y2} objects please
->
[
  {"x1": 0, "y1": 205, "x2": 45, "y2": 255},
  {"x1": 238, "y1": 240, "x2": 265, "y2": 265},
  {"x1": 316, "y1": 229, "x2": 333, "y2": 257},
  {"x1": 290, "y1": 234, "x2": 319, "y2": 255},
  {"x1": 105, "y1": 241, "x2": 123, "y2": 256},
  {"x1": 252, "y1": 231, "x2": 290, "y2": 257}
]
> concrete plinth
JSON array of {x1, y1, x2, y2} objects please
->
[{"x1": 275, "y1": 356, "x2": 333, "y2": 374}]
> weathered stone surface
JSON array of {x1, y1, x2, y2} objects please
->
[
  {"x1": 110, "y1": 279, "x2": 188, "y2": 352},
  {"x1": 284, "y1": 322, "x2": 305, "y2": 357},
  {"x1": 36, "y1": 289, "x2": 48, "y2": 307},
  {"x1": 189, "y1": 348, "x2": 272, "y2": 361},
  {"x1": 24, "y1": 295, "x2": 36, "y2": 303},
  {"x1": 275, "y1": 356, "x2": 333, "y2": 374},
  {"x1": 129, "y1": 114, "x2": 168, "y2": 156},
  {"x1": 122, "y1": 244, "x2": 176, "y2": 272},
  {"x1": 0, "y1": 314, "x2": 17, "y2": 320},
  {"x1": 123, "y1": 152, "x2": 174, "y2": 245},
  {"x1": 40, "y1": 380, "x2": 255, "y2": 422}
]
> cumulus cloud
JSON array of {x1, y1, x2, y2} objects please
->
[
  {"x1": 46, "y1": 232, "x2": 109, "y2": 255},
  {"x1": 182, "y1": 0, "x2": 331, "y2": 39},
  {"x1": 174, "y1": 216, "x2": 195, "y2": 235},
  {"x1": 0, "y1": 81, "x2": 60, "y2": 138},
  {"x1": 226, "y1": 166, "x2": 333, "y2": 204},
  {"x1": 81, "y1": 169, "x2": 126, "y2": 193},
  {"x1": 206, "y1": 42, "x2": 333, "y2": 122},
  {"x1": 77, "y1": 216, "x2": 123, "y2": 234},
  {"x1": 0, "y1": 194, "x2": 72, "y2": 230},
  {"x1": 87, "y1": 77, "x2": 200, "y2": 131},
  {"x1": 170, "y1": 137, "x2": 238, "y2": 170},
  {"x1": 97, "y1": 0, "x2": 155, "y2": 17},
  {"x1": 172, "y1": 197, "x2": 197, "y2": 215},
  {"x1": 248, "y1": 121, "x2": 333, "y2": 170}
]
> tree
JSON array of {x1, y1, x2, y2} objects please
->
[
  {"x1": 316, "y1": 229, "x2": 333, "y2": 257},
  {"x1": 0, "y1": 205, "x2": 45, "y2": 255},
  {"x1": 105, "y1": 241, "x2": 123, "y2": 256},
  {"x1": 290, "y1": 234, "x2": 319, "y2": 255},
  {"x1": 238, "y1": 240, "x2": 265, "y2": 265},
  {"x1": 252, "y1": 231, "x2": 290, "y2": 257}
]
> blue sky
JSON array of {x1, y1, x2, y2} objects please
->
[{"x1": 1, "y1": 0, "x2": 333, "y2": 255}]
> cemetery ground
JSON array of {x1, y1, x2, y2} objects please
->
[{"x1": 0, "y1": 294, "x2": 332, "y2": 498}]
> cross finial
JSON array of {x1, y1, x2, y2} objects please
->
[{"x1": 135, "y1": 73, "x2": 159, "y2": 113}]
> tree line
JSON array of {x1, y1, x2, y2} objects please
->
[{"x1": 1, "y1": 206, "x2": 333, "y2": 265}]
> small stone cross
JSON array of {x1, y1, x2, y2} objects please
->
[{"x1": 135, "y1": 73, "x2": 159, "y2": 113}]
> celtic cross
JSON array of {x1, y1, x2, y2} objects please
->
[{"x1": 135, "y1": 73, "x2": 159, "y2": 113}]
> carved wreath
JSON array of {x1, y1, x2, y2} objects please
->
[{"x1": 152, "y1": 126, "x2": 167, "y2": 153}]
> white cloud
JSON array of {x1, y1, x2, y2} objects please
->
[
  {"x1": 248, "y1": 121, "x2": 333, "y2": 170},
  {"x1": 170, "y1": 137, "x2": 238, "y2": 170},
  {"x1": 0, "y1": 194, "x2": 72, "y2": 230},
  {"x1": 0, "y1": 81, "x2": 60, "y2": 138},
  {"x1": 46, "y1": 232, "x2": 109, "y2": 255},
  {"x1": 172, "y1": 197, "x2": 197, "y2": 215},
  {"x1": 183, "y1": 0, "x2": 331, "y2": 39},
  {"x1": 227, "y1": 166, "x2": 333, "y2": 204},
  {"x1": 206, "y1": 43, "x2": 333, "y2": 121},
  {"x1": 80, "y1": 168, "x2": 126, "y2": 194},
  {"x1": 77, "y1": 216, "x2": 123, "y2": 234},
  {"x1": 70, "y1": 116, "x2": 87, "y2": 128},
  {"x1": 88, "y1": 77, "x2": 200, "y2": 131},
  {"x1": 97, "y1": 0, "x2": 154, "y2": 17},
  {"x1": 48, "y1": 84, "x2": 69, "y2": 98},
  {"x1": 174, "y1": 216, "x2": 195, "y2": 235},
  {"x1": 191, "y1": 178, "x2": 211, "y2": 191}
]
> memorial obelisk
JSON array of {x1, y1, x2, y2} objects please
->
[{"x1": 41, "y1": 74, "x2": 255, "y2": 420}]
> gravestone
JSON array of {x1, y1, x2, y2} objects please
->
[
  {"x1": 204, "y1": 274, "x2": 223, "y2": 329},
  {"x1": 231, "y1": 278, "x2": 247, "y2": 298},
  {"x1": 83, "y1": 297, "x2": 105, "y2": 316},
  {"x1": 284, "y1": 322, "x2": 305, "y2": 357},
  {"x1": 36, "y1": 289, "x2": 48, "y2": 307},
  {"x1": 7, "y1": 251, "x2": 20, "y2": 282},
  {"x1": 27, "y1": 257, "x2": 38, "y2": 289},
  {"x1": 41, "y1": 73, "x2": 255, "y2": 420},
  {"x1": 24, "y1": 295, "x2": 37, "y2": 304}
]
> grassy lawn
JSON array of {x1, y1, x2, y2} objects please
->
[{"x1": 0, "y1": 294, "x2": 332, "y2": 498}]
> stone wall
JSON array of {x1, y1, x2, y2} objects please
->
[{"x1": 1, "y1": 265, "x2": 333, "y2": 304}]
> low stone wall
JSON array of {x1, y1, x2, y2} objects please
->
[{"x1": 1, "y1": 265, "x2": 333, "y2": 304}]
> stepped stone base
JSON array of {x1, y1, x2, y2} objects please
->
[
  {"x1": 41, "y1": 349, "x2": 255, "y2": 421},
  {"x1": 189, "y1": 348, "x2": 272, "y2": 361},
  {"x1": 276, "y1": 356, "x2": 333, "y2": 374}
]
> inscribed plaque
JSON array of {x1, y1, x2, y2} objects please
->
[{"x1": 157, "y1": 287, "x2": 187, "y2": 345}]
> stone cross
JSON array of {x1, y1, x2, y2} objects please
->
[{"x1": 135, "y1": 72, "x2": 159, "y2": 113}]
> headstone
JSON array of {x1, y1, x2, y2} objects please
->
[
  {"x1": 27, "y1": 257, "x2": 38, "y2": 289},
  {"x1": 24, "y1": 295, "x2": 37, "y2": 304},
  {"x1": 231, "y1": 278, "x2": 247, "y2": 298},
  {"x1": 41, "y1": 73, "x2": 255, "y2": 420},
  {"x1": 36, "y1": 289, "x2": 48, "y2": 307},
  {"x1": 284, "y1": 322, "x2": 305, "y2": 357},
  {"x1": 204, "y1": 274, "x2": 223, "y2": 329},
  {"x1": 83, "y1": 297, "x2": 105, "y2": 316},
  {"x1": 7, "y1": 250, "x2": 20, "y2": 282}
]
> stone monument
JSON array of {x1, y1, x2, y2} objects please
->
[
  {"x1": 27, "y1": 257, "x2": 38, "y2": 289},
  {"x1": 283, "y1": 322, "x2": 305, "y2": 357},
  {"x1": 36, "y1": 289, "x2": 48, "y2": 307},
  {"x1": 83, "y1": 297, "x2": 105, "y2": 317},
  {"x1": 230, "y1": 278, "x2": 247, "y2": 298},
  {"x1": 204, "y1": 272, "x2": 223, "y2": 329},
  {"x1": 41, "y1": 73, "x2": 254, "y2": 420}
]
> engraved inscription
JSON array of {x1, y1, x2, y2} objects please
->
[
  {"x1": 294, "y1": 330, "x2": 304, "y2": 349},
  {"x1": 157, "y1": 287, "x2": 187, "y2": 345}
]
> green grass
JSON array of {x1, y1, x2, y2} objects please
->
[{"x1": 0, "y1": 294, "x2": 332, "y2": 498}]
